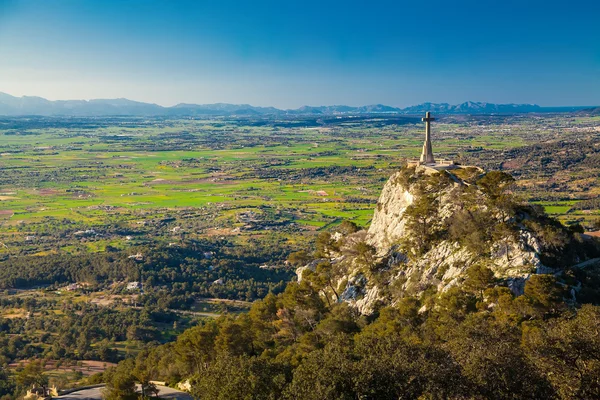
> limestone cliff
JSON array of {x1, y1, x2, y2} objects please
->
[
  {"x1": 366, "y1": 172, "x2": 414, "y2": 253},
  {"x1": 299, "y1": 166, "x2": 600, "y2": 315}
]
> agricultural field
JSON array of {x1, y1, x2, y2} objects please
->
[
  {"x1": 1, "y1": 112, "x2": 599, "y2": 389},
  {"x1": 1, "y1": 114, "x2": 598, "y2": 240},
  {"x1": 1, "y1": 113, "x2": 600, "y2": 268},
  {"x1": 1, "y1": 113, "x2": 599, "y2": 292}
]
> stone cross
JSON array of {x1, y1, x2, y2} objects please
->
[{"x1": 420, "y1": 111, "x2": 435, "y2": 164}]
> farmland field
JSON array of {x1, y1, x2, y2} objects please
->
[
  {"x1": 2, "y1": 114, "x2": 600, "y2": 286},
  {"x1": 1, "y1": 114, "x2": 599, "y2": 241},
  {"x1": 1, "y1": 113, "x2": 599, "y2": 388}
]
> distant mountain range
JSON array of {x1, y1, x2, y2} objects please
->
[
  {"x1": 579, "y1": 106, "x2": 600, "y2": 115},
  {"x1": 0, "y1": 92, "x2": 593, "y2": 117}
]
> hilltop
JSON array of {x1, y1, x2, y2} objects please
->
[{"x1": 299, "y1": 166, "x2": 600, "y2": 314}]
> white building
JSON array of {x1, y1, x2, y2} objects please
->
[{"x1": 126, "y1": 282, "x2": 141, "y2": 290}]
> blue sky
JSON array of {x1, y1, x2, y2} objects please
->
[{"x1": 0, "y1": 0, "x2": 599, "y2": 107}]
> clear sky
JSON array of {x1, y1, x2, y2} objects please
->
[{"x1": 0, "y1": 0, "x2": 599, "y2": 108}]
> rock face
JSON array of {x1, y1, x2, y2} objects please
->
[
  {"x1": 302, "y1": 166, "x2": 599, "y2": 315},
  {"x1": 365, "y1": 167, "x2": 544, "y2": 296},
  {"x1": 366, "y1": 171, "x2": 414, "y2": 253}
]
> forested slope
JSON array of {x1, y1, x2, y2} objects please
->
[{"x1": 87, "y1": 168, "x2": 600, "y2": 399}]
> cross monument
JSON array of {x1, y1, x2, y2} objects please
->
[{"x1": 420, "y1": 111, "x2": 435, "y2": 164}]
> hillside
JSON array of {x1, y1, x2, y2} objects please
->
[
  {"x1": 76, "y1": 166, "x2": 600, "y2": 400},
  {"x1": 578, "y1": 106, "x2": 600, "y2": 115}
]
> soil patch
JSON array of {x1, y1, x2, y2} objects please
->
[
  {"x1": 205, "y1": 227, "x2": 236, "y2": 236},
  {"x1": 501, "y1": 159, "x2": 524, "y2": 169},
  {"x1": 37, "y1": 188, "x2": 61, "y2": 196},
  {"x1": 148, "y1": 177, "x2": 237, "y2": 186}
]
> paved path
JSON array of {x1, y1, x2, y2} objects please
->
[{"x1": 56, "y1": 384, "x2": 193, "y2": 399}]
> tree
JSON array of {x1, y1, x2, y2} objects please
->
[
  {"x1": 336, "y1": 220, "x2": 360, "y2": 235},
  {"x1": 448, "y1": 209, "x2": 494, "y2": 255},
  {"x1": 353, "y1": 241, "x2": 376, "y2": 271},
  {"x1": 492, "y1": 221, "x2": 519, "y2": 262},
  {"x1": 287, "y1": 250, "x2": 310, "y2": 267},
  {"x1": 477, "y1": 171, "x2": 515, "y2": 206},
  {"x1": 140, "y1": 381, "x2": 158, "y2": 398},
  {"x1": 133, "y1": 350, "x2": 160, "y2": 398},
  {"x1": 279, "y1": 281, "x2": 326, "y2": 316},
  {"x1": 315, "y1": 232, "x2": 336, "y2": 258},
  {"x1": 354, "y1": 334, "x2": 465, "y2": 399},
  {"x1": 402, "y1": 192, "x2": 439, "y2": 256},
  {"x1": 464, "y1": 264, "x2": 496, "y2": 300},
  {"x1": 16, "y1": 360, "x2": 48, "y2": 391},
  {"x1": 0, "y1": 366, "x2": 15, "y2": 397},
  {"x1": 303, "y1": 261, "x2": 341, "y2": 306},
  {"x1": 214, "y1": 316, "x2": 254, "y2": 356},
  {"x1": 524, "y1": 274, "x2": 564, "y2": 317},
  {"x1": 102, "y1": 359, "x2": 137, "y2": 400},
  {"x1": 126, "y1": 325, "x2": 140, "y2": 342},
  {"x1": 96, "y1": 339, "x2": 118, "y2": 363},
  {"x1": 522, "y1": 304, "x2": 600, "y2": 399},
  {"x1": 314, "y1": 303, "x2": 360, "y2": 340},
  {"x1": 568, "y1": 223, "x2": 584, "y2": 234},
  {"x1": 248, "y1": 293, "x2": 279, "y2": 350},
  {"x1": 428, "y1": 170, "x2": 454, "y2": 213},
  {"x1": 76, "y1": 328, "x2": 91, "y2": 357},
  {"x1": 190, "y1": 354, "x2": 289, "y2": 400},
  {"x1": 445, "y1": 314, "x2": 553, "y2": 399},
  {"x1": 174, "y1": 322, "x2": 219, "y2": 375},
  {"x1": 284, "y1": 340, "x2": 355, "y2": 400}
]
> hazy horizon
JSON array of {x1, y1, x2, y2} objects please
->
[
  {"x1": 1, "y1": 0, "x2": 599, "y2": 108},
  {"x1": 2, "y1": 89, "x2": 598, "y2": 109}
]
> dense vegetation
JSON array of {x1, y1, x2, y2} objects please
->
[
  {"x1": 0, "y1": 301, "x2": 174, "y2": 364},
  {"x1": 84, "y1": 264, "x2": 600, "y2": 400},
  {"x1": 83, "y1": 168, "x2": 600, "y2": 400},
  {"x1": 0, "y1": 237, "x2": 292, "y2": 305}
]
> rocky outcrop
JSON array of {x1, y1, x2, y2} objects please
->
[
  {"x1": 388, "y1": 236, "x2": 544, "y2": 297},
  {"x1": 367, "y1": 166, "x2": 463, "y2": 253},
  {"x1": 300, "y1": 166, "x2": 600, "y2": 315},
  {"x1": 366, "y1": 171, "x2": 414, "y2": 253}
]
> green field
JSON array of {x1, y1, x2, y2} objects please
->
[
  {"x1": 1, "y1": 114, "x2": 599, "y2": 254},
  {"x1": 1, "y1": 114, "x2": 599, "y2": 393}
]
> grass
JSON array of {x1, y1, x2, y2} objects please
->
[
  {"x1": 543, "y1": 206, "x2": 573, "y2": 215},
  {"x1": 1, "y1": 114, "x2": 598, "y2": 253}
]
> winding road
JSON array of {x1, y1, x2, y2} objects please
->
[{"x1": 55, "y1": 384, "x2": 193, "y2": 399}]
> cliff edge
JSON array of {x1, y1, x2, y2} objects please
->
[{"x1": 298, "y1": 166, "x2": 600, "y2": 314}]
